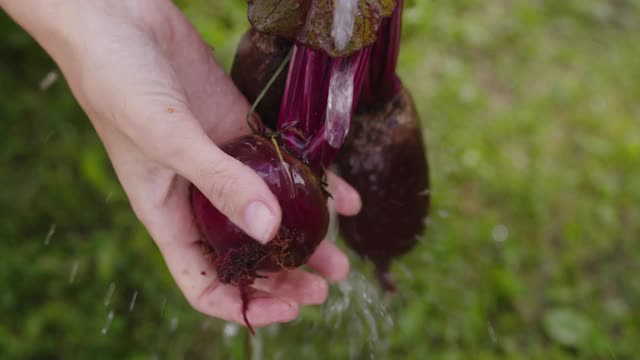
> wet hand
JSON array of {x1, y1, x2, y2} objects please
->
[{"x1": 1, "y1": 0, "x2": 361, "y2": 328}]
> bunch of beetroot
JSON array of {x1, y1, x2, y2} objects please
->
[{"x1": 191, "y1": 0, "x2": 430, "y2": 332}]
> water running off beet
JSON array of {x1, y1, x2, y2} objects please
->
[
  {"x1": 331, "y1": 0, "x2": 358, "y2": 52},
  {"x1": 326, "y1": 0, "x2": 359, "y2": 149},
  {"x1": 325, "y1": 61, "x2": 356, "y2": 149}
]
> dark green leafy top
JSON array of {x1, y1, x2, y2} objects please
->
[{"x1": 248, "y1": 0, "x2": 396, "y2": 57}]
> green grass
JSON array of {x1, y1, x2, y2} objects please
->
[{"x1": 2, "y1": 0, "x2": 639, "y2": 358}]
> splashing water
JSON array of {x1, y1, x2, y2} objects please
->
[
  {"x1": 104, "y1": 282, "x2": 116, "y2": 307},
  {"x1": 68, "y1": 260, "x2": 79, "y2": 284},
  {"x1": 159, "y1": 297, "x2": 167, "y2": 317},
  {"x1": 325, "y1": 172, "x2": 339, "y2": 243},
  {"x1": 105, "y1": 191, "x2": 114, "y2": 203},
  {"x1": 44, "y1": 224, "x2": 56, "y2": 246},
  {"x1": 39, "y1": 70, "x2": 58, "y2": 90},
  {"x1": 323, "y1": 271, "x2": 393, "y2": 358},
  {"x1": 43, "y1": 130, "x2": 55, "y2": 144},
  {"x1": 101, "y1": 310, "x2": 115, "y2": 335},
  {"x1": 223, "y1": 322, "x2": 240, "y2": 345},
  {"x1": 128, "y1": 290, "x2": 138, "y2": 312},
  {"x1": 397, "y1": 263, "x2": 413, "y2": 280},
  {"x1": 487, "y1": 321, "x2": 497, "y2": 344},
  {"x1": 169, "y1": 316, "x2": 179, "y2": 332},
  {"x1": 251, "y1": 330, "x2": 264, "y2": 360},
  {"x1": 492, "y1": 224, "x2": 509, "y2": 242}
]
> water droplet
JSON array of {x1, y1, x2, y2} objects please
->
[
  {"x1": 461, "y1": 148, "x2": 480, "y2": 168},
  {"x1": 492, "y1": 224, "x2": 509, "y2": 242},
  {"x1": 169, "y1": 316, "x2": 179, "y2": 332},
  {"x1": 101, "y1": 310, "x2": 114, "y2": 335},
  {"x1": 44, "y1": 224, "x2": 56, "y2": 246},
  {"x1": 438, "y1": 210, "x2": 450, "y2": 219},
  {"x1": 397, "y1": 264, "x2": 414, "y2": 280},
  {"x1": 104, "y1": 282, "x2": 116, "y2": 307},
  {"x1": 39, "y1": 70, "x2": 58, "y2": 90},
  {"x1": 160, "y1": 297, "x2": 167, "y2": 317},
  {"x1": 488, "y1": 321, "x2": 497, "y2": 344},
  {"x1": 43, "y1": 130, "x2": 55, "y2": 144},
  {"x1": 105, "y1": 191, "x2": 114, "y2": 203},
  {"x1": 68, "y1": 260, "x2": 79, "y2": 284},
  {"x1": 223, "y1": 322, "x2": 239, "y2": 341},
  {"x1": 159, "y1": 297, "x2": 167, "y2": 317},
  {"x1": 128, "y1": 290, "x2": 138, "y2": 312},
  {"x1": 200, "y1": 319, "x2": 212, "y2": 330}
]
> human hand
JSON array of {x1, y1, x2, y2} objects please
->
[{"x1": 1, "y1": 0, "x2": 361, "y2": 327}]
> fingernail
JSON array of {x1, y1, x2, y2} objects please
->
[{"x1": 244, "y1": 201, "x2": 277, "y2": 244}]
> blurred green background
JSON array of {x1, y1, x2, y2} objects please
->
[{"x1": 2, "y1": 0, "x2": 640, "y2": 358}]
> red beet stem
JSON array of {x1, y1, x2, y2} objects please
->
[
  {"x1": 359, "y1": 0, "x2": 403, "y2": 107},
  {"x1": 277, "y1": 45, "x2": 371, "y2": 170}
]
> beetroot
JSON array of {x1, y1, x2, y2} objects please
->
[
  {"x1": 192, "y1": 135, "x2": 329, "y2": 279},
  {"x1": 336, "y1": 0, "x2": 431, "y2": 291},
  {"x1": 231, "y1": 30, "x2": 291, "y2": 128},
  {"x1": 191, "y1": 135, "x2": 329, "y2": 333},
  {"x1": 336, "y1": 87, "x2": 429, "y2": 291}
]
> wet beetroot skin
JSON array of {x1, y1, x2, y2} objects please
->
[
  {"x1": 191, "y1": 135, "x2": 329, "y2": 285},
  {"x1": 231, "y1": 30, "x2": 292, "y2": 128},
  {"x1": 336, "y1": 87, "x2": 430, "y2": 291}
]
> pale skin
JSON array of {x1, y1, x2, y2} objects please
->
[{"x1": 1, "y1": 0, "x2": 361, "y2": 328}]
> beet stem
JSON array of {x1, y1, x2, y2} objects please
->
[{"x1": 276, "y1": 46, "x2": 371, "y2": 169}]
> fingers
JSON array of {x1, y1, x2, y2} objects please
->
[
  {"x1": 146, "y1": 112, "x2": 281, "y2": 245},
  {"x1": 151, "y1": 205, "x2": 298, "y2": 328},
  {"x1": 306, "y1": 241, "x2": 351, "y2": 283},
  {"x1": 198, "y1": 287, "x2": 299, "y2": 328},
  {"x1": 326, "y1": 172, "x2": 361, "y2": 216},
  {"x1": 253, "y1": 269, "x2": 329, "y2": 305}
]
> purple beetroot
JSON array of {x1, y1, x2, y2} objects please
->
[
  {"x1": 231, "y1": 30, "x2": 291, "y2": 128},
  {"x1": 337, "y1": 0, "x2": 431, "y2": 291}
]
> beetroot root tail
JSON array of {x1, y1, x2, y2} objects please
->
[
  {"x1": 374, "y1": 262, "x2": 397, "y2": 293},
  {"x1": 239, "y1": 285, "x2": 255, "y2": 335}
]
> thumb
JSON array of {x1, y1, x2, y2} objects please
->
[{"x1": 158, "y1": 117, "x2": 281, "y2": 244}]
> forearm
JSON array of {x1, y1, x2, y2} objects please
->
[
  {"x1": 1, "y1": 0, "x2": 164, "y2": 62},
  {"x1": 1, "y1": 1, "x2": 77, "y2": 54}
]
